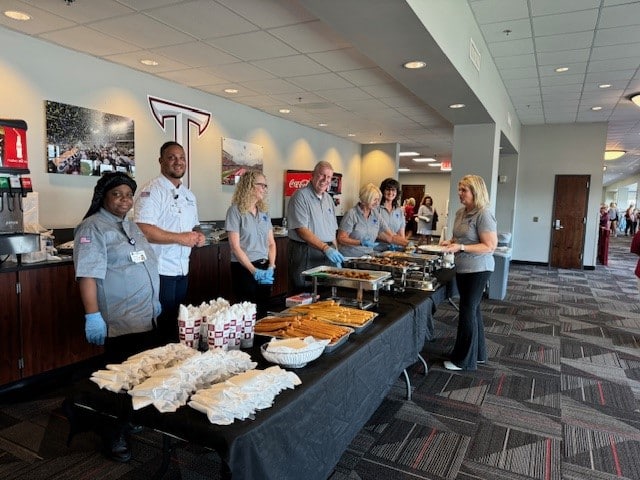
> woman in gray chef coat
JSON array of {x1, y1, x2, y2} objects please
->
[{"x1": 73, "y1": 171, "x2": 161, "y2": 462}]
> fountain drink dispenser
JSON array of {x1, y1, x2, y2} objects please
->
[{"x1": 0, "y1": 118, "x2": 40, "y2": 258}]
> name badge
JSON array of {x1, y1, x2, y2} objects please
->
[{"x1": 130, "y1": 250, "x2": 147, "y2": 263}]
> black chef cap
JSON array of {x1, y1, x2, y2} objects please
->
[{"x1": 83, "y1": 171, "x2": 137, "y2": 219}]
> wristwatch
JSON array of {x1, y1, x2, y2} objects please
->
[{"x1": 460, "y1": 244, "x2": 465, "y2": 252}]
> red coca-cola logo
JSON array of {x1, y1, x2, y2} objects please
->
[{"x1": 289, "y1": 178, "x2": 309, "y2": 189}]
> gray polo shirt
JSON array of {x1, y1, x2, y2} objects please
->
[
  {"x1": 453, "y1": 206, "x2": 497, "y2": 273},
  {"x1": 74, "y1": 208, "x2": 161, "y2": 337},
  {"x1": 287, "y1": 184, "x2": 338, "y2": 243},
  {"x1": 225, "y1": 204, "x2": 272, "y2": 262},
  {"x1": 338, "y1": 204, "x2": 390, "y2": 257}
]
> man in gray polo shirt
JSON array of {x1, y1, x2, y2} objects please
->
[{"x1": 287, "y1": 161, "x2": 344, "y2": 292}]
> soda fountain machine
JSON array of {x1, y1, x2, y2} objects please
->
[{"x1": 0, "y1": 119, "x2": 40, "y2": 262}]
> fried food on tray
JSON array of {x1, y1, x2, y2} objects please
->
[
  {"x1": 255, "y1": 314, "x2": 351, "y2": 342},
  {"x1": 286, "y1": 300, "x2": 375, "y2": 327}
]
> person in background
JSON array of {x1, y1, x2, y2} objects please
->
[
  {"x1": 338, "y1": 183, "x2": 409, "y2": 257},
  {"x1": 599, "y1": 204, "x2": 610, "y2": 228},
  {"x1": 416, "y1": 194, "x2": 437, "y2": 244},
  {"x1": 225, "y1": 170, "x2": 276, "y2": 318},
  {"x1": 608, "y1": 202, "x2": 619, "y2": 237},
  {"x1": 624, "y1": 204, "x2": 636, "y2": 236},
  {"x1": 404, "y1": 197, "x2": 416, "y2": 239},
  {"x1": 134, "y1": 141, "x2": 205, "y2": 344},
  {"x1": 631, "y1": 228, "x2": 640, "y2": 295},
  {"x1": 287, "y1": 161, "x2": 344, "y2": 292},
  {"x1": 441, "y1": 175, "x2": 497, "y2": 371},
  {"x1": 74, "y1": 172, "x2": 161, "y2": 463},
  {"x1": 376, "y1": 178, "x2": 407, "y2": 251}
]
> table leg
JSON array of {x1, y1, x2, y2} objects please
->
[
  {"x1": 402, "y1": 369, "x2": 412, "y2": 401},
  {"x1": 417, "y1": 353, "x2": 428, "y2": 375}
]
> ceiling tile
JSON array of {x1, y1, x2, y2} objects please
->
[
  {"x1": 530, "y1": 0, "x2": 600, "y2": 16},
  {"x1": 532, "y1": 10, "x2": 598, "y2": 37},
  {"x1": 0, "y1": 2, "x2": 74, "y2": 34},
  {"x1": 585, "y1": 70, "x2": 637, "y2": 84},
  {"x1": 599, "y1": 2, "x2": 640, "y2": 29},
  {"x1": 251, "y1": 54, "x2": 327, "y2": 77},
  {"x1": 494, "y1": 54, "x2": 536, "y2": 69},
  {"x1": 103, "y1": 50, "x2": 189, "y2": 73},
  {"x1": 270, "y1": 20, "x2": 350, "y2": 53},
  {"x1": 288, "y1": 72, "x2": 353, "y2": 90},
  {"x1": 89, "y1": 13, "x2": 193, "y2": 48},
  {"x1": 536, "y1": 48, "x2": 590, "y2": 66},
  {"x1": 308, "y1": 48, "x2": 376, "y2": 72},
  {"x1": 146, "y1": 0, "x2": 256, "y2": 40},
  {"x1": 21, "y1": 0, "x2": 134, "y2": 22},
  {"x1": 538, "y1": 62, "x2": 587, "y2": 76},
  {"x1": 588, "y1": 57, "x2": 640, "y2": 73},
  {"x1": 479, "y1": 18, "x2": 532, "y2": 42},
  {"x1": 39, "y1": 26, "x2": 139, "y2": 56},
  {"x1": 469, "y1": 0, "x2": 528, "y2": 24},
  {"x1": 216, "y1": 0, "x2": 315, "y2": 29},
  {"x1": 534, "y1": 31, "x2": 594, "y2": 52},
  {"x1": 207, "y1": 31, "x2": 298, "y2": 60},
  {"x1": 203, "y1": 62, "x2": 275, "y2": 82},
  {"x1": 590, "y1": 43, "x2": 640, "y2": 61},
  {"x1": 157, "y1": 68, "x2": 228, "y2": 87},
  {"x1": 499, "y1": 66, "x2": 539, "y2": 80},
  {"x1": 487, "y1": 38, "x2": 534, "y2": 57},
  {"x1": 594, "y1": 25, "x2": 640, "y2": 46},
  {"x1": 240, "y1": 77, "x2": 305, "y2": 95},
  {"x1": 316, "y1": 87, "x2": 371, "y2": 103},
  {"x1": 539, "y1": 74, "x2": 585, "y2": 86},
  {"x1": 150, "y1": 41, "x2": 239, "y2": 68}
]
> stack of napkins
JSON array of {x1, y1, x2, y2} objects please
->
[
  {"x1": 90, "y1": 343, "x2": 198, "y2": 392},
  {"x1": 128, "y1": 349, "x2": 256, "y2": 412},
  {"x1": 188, "y1": 366, "x2": 301, "y2": 424}
]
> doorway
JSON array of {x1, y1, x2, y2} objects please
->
[
  {"x1": 550, "y1": 175, "x2": 590, "y2": 269},
  {"x1": 401, "y1": 185, "x2": 424, "y2": 206}
]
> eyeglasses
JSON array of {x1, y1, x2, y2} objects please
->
[{"x1": 255, "y1": 183, "x2": 268, "y2": 189}]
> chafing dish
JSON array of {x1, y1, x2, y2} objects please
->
[
  {"x1": 344, "y1": 256, "x2": 420, "y2": 292},
  {"x1": 301, "y1": 265, "x2": 392, "y2": 309}
]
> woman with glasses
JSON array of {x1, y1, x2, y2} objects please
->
[
  {"x1": 376, "y1": 178, "x2": 407, "y2": 251},
  {"x1": 225, "y1": 170, "x2": 276, "y2": 318}
]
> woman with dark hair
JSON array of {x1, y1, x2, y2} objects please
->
[
  {"x1": 225, "y1": 170, "x2": 276, "y2": 318},
  {"x1": 377, "y1": 178, "x2": 406, "y2": 251},
  {"x1": 441, "y1": 175, "x2": 497, "y2": 371},
  {"x1": 73, "y1": 171, "x2": 161, "y2": 462},
  {"x1": 416, "y1": 194, "x2": 438, "y2": 244}
]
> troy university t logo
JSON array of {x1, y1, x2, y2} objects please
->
[{"x1": 148, "y1": 96, "x2": 211, "y2": 187}]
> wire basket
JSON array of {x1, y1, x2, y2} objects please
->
[{"x1": 260, "y1": 341, "x2": 325, "y2": 368}]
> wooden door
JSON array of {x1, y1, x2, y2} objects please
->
[
  {"x1": 401, "y1": 184, "x2": 425, "y2": 206},
  {"x1": 550, "y1": 175, "x2": 590, "y2": 269},
  {"x1": 0, "y1": 271, "x2": 20, "y2": 385}
]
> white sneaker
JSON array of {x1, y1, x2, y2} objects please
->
[{"x1": 444, "y1": 360, "x2": 463, "y2": 371}]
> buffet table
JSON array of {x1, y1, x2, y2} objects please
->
[{"x1": 66, "y1": 289, "x2": 439, "y2": 480}]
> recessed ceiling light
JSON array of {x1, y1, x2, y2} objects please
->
[
  {"x1": 398, "y1": 168, "x2": 411, "y2": 172},
  {"x1": 399, "y1": 151, "x2": 419, "y2": 156},
  {"x1": 4, "y1": 10, "x2": 31, "y2": 21},
  {"x1": 428, "y1": 162, "x2": 442, "y2": 167},
  {"x1": 278, "y1": 108, "x2": 291, "y2": 114},
  {"x1": 631, "y1": 93, "x2": 640, "y2": 107},
  {"x1": 413, "y1": 157, "x2": 436, "y2": 163},
  {"x1": 449, "y1": 103, "x2": 465, "y2": 109},
  {"x1": 140, "y1": 59, "x2": 159, "y2": 66},
  {"x1": 598, "y1": 84, "x2": 612, "y2": 89},
  {"x1": 347, "y1": 133, "x2": 356, "y2": 137},
  {"x1": 403, "y1": 60, "x2": 427, "y2": 69},
  {"x1": 591, "y1": 106, "x2": 602, "y2": 111},
  {"x1": 555, "y1": 66, "x2": 569, "y2": 73},
  {"x1": 603, "y1": 166, "x2": 607, "y2": 171},
  {"x1": 224, "y1": 88, "x2": 238, "y2": 94},
  {"x1": 318, "y1": 123, "x2": 328, "y2": 127}
]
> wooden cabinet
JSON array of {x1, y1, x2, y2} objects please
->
[
  {"x1": 19, "y1": 265, "x2": 102, "y2": 377},
  {"x1": 0, "y1": 263, "x2": 102, "y2": 388},
  {"x1": 0, "y1": 271, "x2": 20, "y2": 385},
  {"x1": 272, "y1": 236, "x2": 288, "y2": 297}
]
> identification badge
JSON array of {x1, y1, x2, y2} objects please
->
[{"x1": 130, "y1": 250, "x2": 147, "y2": 263}]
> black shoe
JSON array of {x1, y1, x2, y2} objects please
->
[
  {"x1": 108, "y1": 434, "x2": 131, "y2": 463},
  {"x1": 126, "y1": 422, "x2": 143, "y2": 435}
]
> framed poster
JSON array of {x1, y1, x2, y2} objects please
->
[
  {"x1": 284, "y1": 169, "x2": 343, "y2": 215},
  {"x1": 221, "y1": 137, "x2": 263, "y2": 185},
  {"x1": 45, "y1": 100, "x2": 135, "y2": 176}
]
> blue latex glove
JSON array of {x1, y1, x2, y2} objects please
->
[
  {"x1": 261, "y1": 267, "x2": 275, "y2": 285},
  {"x1": 388, "y1": 244, "x2": 401, "y2": 251},
  {"x1": 85, "y1": 312, "x2": 107, "y2": 346},
  {"x1": 324, "y1": 247, "x2": 345, "y2": 267},
  {"x1": 253, "y1": 268, "x2": 272, "y2": 284},
  {"x1": 361, "y1": 238, "x2": 377, "y2": 248}
]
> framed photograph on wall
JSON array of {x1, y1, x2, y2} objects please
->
[
  {"x1": 45, "y1": 100, "x2": 135, "y2": 176},
  {"x1": 221, "y1": 137, "x2": 263, "y2": 185}
]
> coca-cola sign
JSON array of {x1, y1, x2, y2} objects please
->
[{"x1": 284, "y1": 170, "x2": 342, "y2": 197}]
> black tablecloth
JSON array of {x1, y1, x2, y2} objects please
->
[{"x1": 68, "y1": 289, "x2": 437, "y2": 480}]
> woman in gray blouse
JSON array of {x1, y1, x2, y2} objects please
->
[{"x1": 441, "y1": 175, "x2": 497, "y2": 371}]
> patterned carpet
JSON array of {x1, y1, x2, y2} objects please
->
[
  {"x1": 1, "y1": 235, "x2": 639, "y2": 479},
  {"x1": 331, "y1": 234, "x2": 640, "y2": 480}
]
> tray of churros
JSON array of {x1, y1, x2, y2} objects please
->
[
  {"x1": 284, "y1": 299, "x2": 377, "y2": 333},
  {"x1": 254, "y1": 314, "x2": 354, "y2": 353}
]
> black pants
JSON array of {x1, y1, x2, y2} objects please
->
[
  {"x1": 157, "y1": 274, "x2": 188, "y2": 344},
  {"x1": 231, "y1": 260, "x2": 272, "y2": 319},
  {"x1": 288, "y1": 240, "x2": 332, "y2": 293}
]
